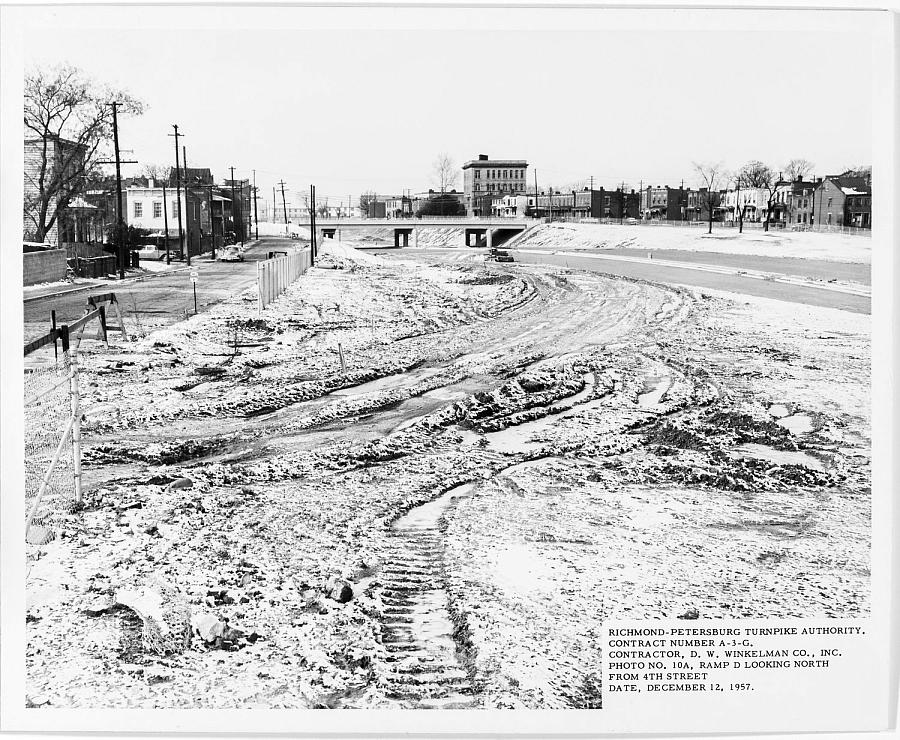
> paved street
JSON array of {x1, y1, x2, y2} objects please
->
[
  {"x1": 386, "y1": 246, "x2": 870, "y2": 313},
  {"x1": 23, "y1": 237, "x2": 297, "y2": 341},
  {"x1": 584, "y1": 247, "x2": 871, "y2": 284}
]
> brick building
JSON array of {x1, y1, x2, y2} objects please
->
[
  {"x1": 640, "y1": 185, "x2": 696, "y2": 221},
  {"x1": 787, "y1": 179, "x2": 819, "y2": 226},
  {"x1": 462, "y1": 154, "x2": 528, "y2": 216}
]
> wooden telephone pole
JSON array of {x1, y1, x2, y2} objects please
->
[
  {"x1": 169, "y1": 124, "x2": 185, "y2": 264},
  {"x1": 277, "y1": 180, "x2": 288, "y2": 233},
  {"x1": 97, "y1": 102, "x2": 137, "y2": 278},
  {"x1": 252, "y1": 169, "x2": 259, "y2": 241}
]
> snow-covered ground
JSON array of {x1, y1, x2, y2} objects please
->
[
  {"x1": 25, "y1": 239, "x2": 870, "y2": 710},
  {"x1": 510, "y1": 222, "x2": 872, "y2": 264}
]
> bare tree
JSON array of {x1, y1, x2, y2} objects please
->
[
  {"x1": 24, "y1": 64, "x2": 144, "y2": 242},
  {"x1": 737, "y1": 160, "x2": 775, "y2": 230},
  {"x1": 140, "y1": 163, "x2": 169, "y2": 183},
  {"x1": 725, "y1": 169, "x2": 745, "y2": 233},
  {"x1": 692, "y1": 161, "x2": 724, "y2": 235},
  {"x1": 432, "y1": 153, "x2": 458, "y2": 194},
  {"x1": 358, "y1": 190, "x2": 377, "y2": 217},
  {"x1": 840, "y1": 165, "x2": 872, "y2": 180},
  {"x1": 784, "y1": 158, "x2": 814, "y2": 182}
]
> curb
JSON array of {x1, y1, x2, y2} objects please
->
[{"x1": 23, "y1": 265, "x2": 193, "y2": 304}]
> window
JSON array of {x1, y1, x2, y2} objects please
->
[
  {"x1": 827, "y1": 197, "x2": 832, "y2": 208},
  {"x1": 475, "y1": 170, "x2": 480, "y2": 179},
  {"x1": 153, "y1": 201, "x2": 162, "y2": 218},
  {"x1": 133, "y1": 201, "x2": 143, "y2": 218},
  {"x1": 173, "y1": 200, "x2": 179, "y2": 215}
]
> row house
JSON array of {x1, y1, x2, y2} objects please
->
[
  {"x1": 721, "y1": 187, "x2": 765, "y2": 223},
  {"x1": 491, "y1": 188, "x2": 640, "y2": 219},
  {"x1": 788, "y1": 180, "x2": 818, "y2": 225},
  {"x1": 603, "y1": 188, "x2": 642, "y2": 220},
  {"x1": 641, "y1": 186, "x2": 707, "y2": 221},
  {"x1": 126, "y1": 169, "x2": 254, "y2": 255},
  {"x1": 384, "y1": 195, "x2": 413, "y2": 218},
  {"x1": 812, "y1": 175, "x2": 871, "y2": 228},
  {"x1": 126, "y1": 179, "x2": 229, "y2": 255}
]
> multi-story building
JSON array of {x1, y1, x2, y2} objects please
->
[
  {"x1": 126, "y1": 168, "x2": 254, "y2": 254},
  {"x1": 787, "y1": 179, "x2": 819, "y2": 226},
  {"x1": 492, "y1": 194, "x2": 530, "y2": 217},
  {"x1": 462, "y1": 154, "x2": 529, "y2": 216},
  {"x1": 596, "y1": 188, "x2": 641, "y2": 219},
  {"x1": 24, "y1": 136, "x2": 88, "y2": 246},
  {"x1": 223, "y1": 178, "x2": 254, "y2": 240},
  {"x1": 640, "y1": 185, "x2": 692, "y2": 221},
  {"x1": 721, "y1": 187, "x2": 764, "y2": 223},
  {"x1": 812, "y1": 175, "x2": 871, "y2": 228},
  {"x1": 384, "y1": 195, "x2": 413, "y2": 218},
  {"x1": 504, "y1": 188, "x2": 639, "y2": 220},
  {"x1": 126, "y1": 178, "x2": 230, "y2": 254}
]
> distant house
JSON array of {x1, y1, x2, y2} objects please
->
[
  {"x1": 813, "y1": 175, "x2": 871, "y2": 228},
  {"x1": 24, "y1": 136, "x2": 88, "y2": 246},
  {"x1": 787, "y1": 179, "x2": 819, "y2": 226},
  {"x1": 412, "y1": 190, "x2": 466, "y2": 216},
  {"x1": 641, "y1": 185, "x2": 706, "y2": 221}
]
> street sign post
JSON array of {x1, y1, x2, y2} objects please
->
[{"x1": 190, "y1": 268, "x2": 199, "y2": 314}]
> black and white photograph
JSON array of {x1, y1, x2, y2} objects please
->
[{"x1": 1, "y1": 2, "x2": 896, "y2": 733}]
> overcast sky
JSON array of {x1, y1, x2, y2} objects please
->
[{"x1": 24, "y1": 8, "x2": 878, "y2": 209}]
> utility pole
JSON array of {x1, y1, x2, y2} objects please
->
[
  {"x1": 230, "y1": 167, "x2": 240, "y2": 247},
  {"x1": 162, "y1": 181, "x2": 170, "y2": 265},
  {"x1": 811, "y1": 173, "x2": 816, "y2": 226},
  {"x1": 534, "y1": 169, "x2": 539, "y2": 218},
  {"x1": 111, "y1": 102, "x2": 125, "y2": 278},
  {"x1": 183, "y1": 145, "x2": 193, "y2": 262},
  {"x1": 207, "y1": 183, "x2": 216, "y2": 260},
  {"x1": 639, "y1": 179, "x2": 644, "y2": 219},
  {"x1": 278, "y1": 180, "x2": 288, "y2": 233},
  {"x1": 169, "y1": 125, "x2": 185, "y2": 265},
  {"x1": 252, "y1": 169, "x2": 259, "y2": 240},
  {"x1": 97, "y1": 104, "x2": 136, "y2": 278},
  {"x1": 310, "y1": 184, "x2": 317, "y2": 263}
]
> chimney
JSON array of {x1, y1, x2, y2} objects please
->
[
  {"x1": 148, "y1": 177, "x2": 155, "y2": 189},
  {"x1": 478, "y1": 154, "x2": 488, "y2": 161}
]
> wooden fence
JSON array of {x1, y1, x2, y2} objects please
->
[{"x1": 257, "y1": 247, "x2": 312, "y2": 313}]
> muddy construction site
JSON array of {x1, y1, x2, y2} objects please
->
[{"x1": 25, "y1": 243, "x2": 870, "y2": 710}]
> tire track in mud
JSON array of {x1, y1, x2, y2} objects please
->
[{"x1": 376, "y1": 482, "x2": 481, "y2": 708}]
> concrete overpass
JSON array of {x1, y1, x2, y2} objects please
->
[{"x1": 302, "y1": 217, "x2": 534, "y2": 248}]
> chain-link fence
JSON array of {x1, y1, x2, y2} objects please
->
[{"x1": 24, "y1": 343, "x2": 81, "y2": 549}]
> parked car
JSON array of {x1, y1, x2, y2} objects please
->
[
  {"x1": 137, "y1": 244, "x2": 183, "y2": 261},
  {"x1": 625, "y1": 217, "x2": 639, "y2": 225},
  {"x1": 219, "y1": 243, "x2": 244, "y2": 262}
]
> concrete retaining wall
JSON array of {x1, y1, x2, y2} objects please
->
[{"x1": 23, "y1": 249, "x2": 67, "y2": 286}]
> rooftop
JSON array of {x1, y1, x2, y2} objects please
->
[{"x1": 462, "y1": 155, "x2": 528, "y2": 169}]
